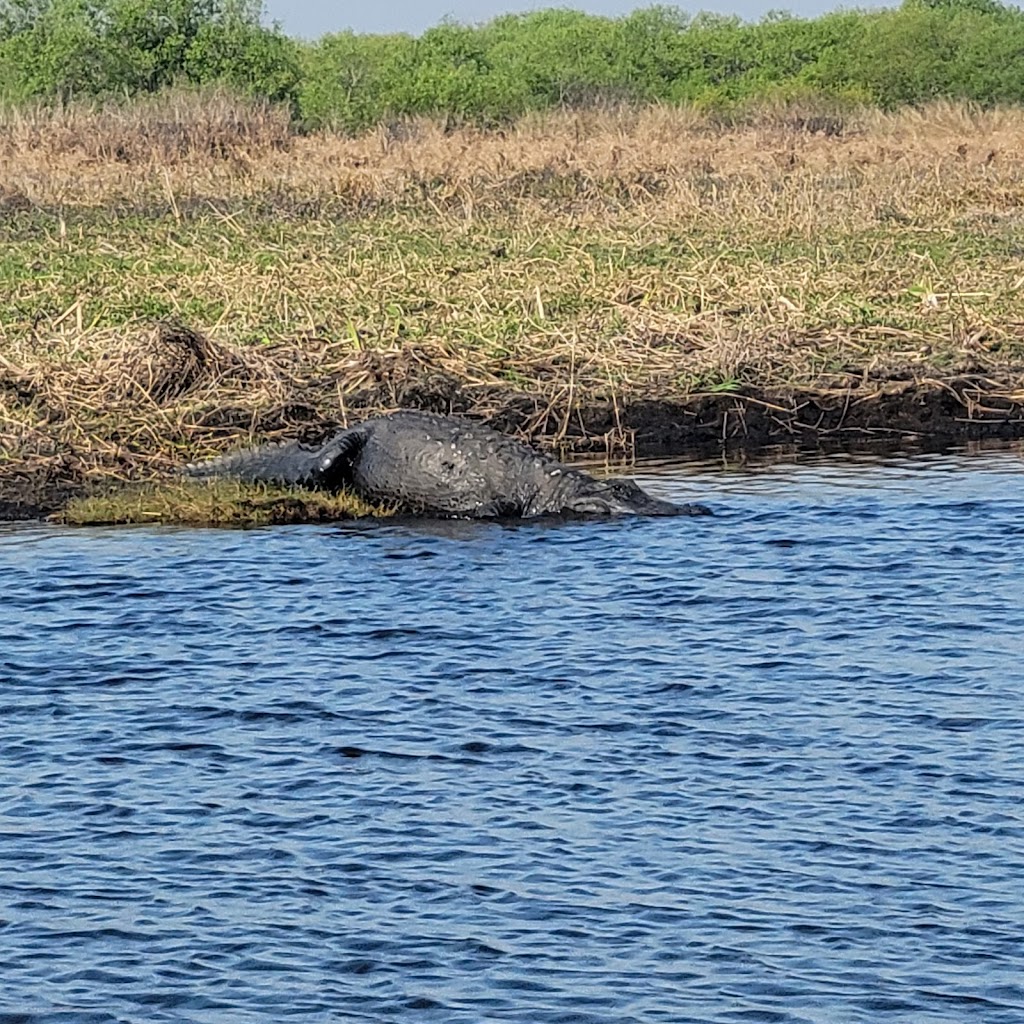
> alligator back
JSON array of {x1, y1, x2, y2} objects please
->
[{"x1": 348, "y1": 411, "x2": 571, "y2": 516}]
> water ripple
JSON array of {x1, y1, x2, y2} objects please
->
[{"x1": 1, "y1": 448, "x2": 1023, "y2": 1022}]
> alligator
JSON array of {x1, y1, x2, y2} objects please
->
[{"x1": 185, "y1": 410, "x2": 710, "y2": 519}]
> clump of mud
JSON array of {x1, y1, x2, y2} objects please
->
[{"x1": 0, "y1": 322, "x2": 293, "y2": 518}]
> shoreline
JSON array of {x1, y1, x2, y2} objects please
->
[
  {"x1": 2, "y1": 346, "x2": 1022, "y2": 522},
  {"x1": 4, "y1": 103, "x2": 1024, "y2": 521}
]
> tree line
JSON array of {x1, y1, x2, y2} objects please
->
[{"x1": 1, "y1": 0, "x2": 1020, "y2": 129}]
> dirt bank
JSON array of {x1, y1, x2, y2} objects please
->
[{"x1": 2, "y1": 323, "x2": 1021, "y2": 521}]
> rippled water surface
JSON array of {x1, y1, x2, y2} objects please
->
[{"x1": 2, "y1": 448, "x2": 1024, "y2": 1023}]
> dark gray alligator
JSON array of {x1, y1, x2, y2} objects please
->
[{"x1": 185, "y1": 410, "x2": 710, "y2": 518}]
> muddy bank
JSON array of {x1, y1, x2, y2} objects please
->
[
  {"x1": 2, "y1": 396, "x2": 1021, "y2": 521},
  {"x1": 2, "y1": 326, "x2": 1022, "y2": 521},
  {"x1": 7, "y1": 101, "x2": 1024, "y2": 520},
  {"x1": 586, "y1": 379, "x2": 1024, "y2": 456}
]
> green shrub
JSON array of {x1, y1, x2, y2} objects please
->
[
  {"x1": 298, "y1": 30, "x2": 415, "y2": 131},
  {"x1": 5, "y1": 1, "x2": 1024, "y2": 126},
  {"x1": 0, "y1": 0, "x2": 299, "y2": 103}
]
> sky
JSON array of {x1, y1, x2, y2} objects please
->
[{"x1": 261, "y1": 0, "x2": 849, "y2": 39}]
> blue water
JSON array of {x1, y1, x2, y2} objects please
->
[{"x1": 1, "y1": 449, "x2": 1023, "y2": 1023}]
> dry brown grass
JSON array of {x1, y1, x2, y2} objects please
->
[
  {"x1": 0, "y1": 89, "x2": 292, "y2": 171},
  {"x1": 5, "y1": 97, "x2": 1024, "y2": 223},
  {"x1": 2, "y1": 97, "x2": 1024, "y2": 517}
]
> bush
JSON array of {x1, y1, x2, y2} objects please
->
[
  {"x1": 5, "y1": 2, "x2": 1024, "y2": 126},
  {"x1": 291, "y1": 1, "x2": 1024, "y2": 128},
  {"x1": 0, "y1": 0, "x2": 299, "y2": 103},
  {"x1": 298, "y1": 30, "x2": 416, "y2": 131},
  {"x1": 841, "y1": 1, "x2": 1024, "y2": 107}
]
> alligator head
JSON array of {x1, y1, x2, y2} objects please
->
[{"x1": 564, "y1": 477, "x2": 711, "y2": 517}]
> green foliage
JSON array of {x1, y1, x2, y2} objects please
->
[
  {"x1": 5, "y1": 1, "x2": 1024, "y2": 123},
  {"x1": 298, "y1": 30, "x2": 415, "y2": 132},
  {"x1": 0, "y1": 0, "x2": 299, "y2": 102},
  {"x1": 293, "y1": 1, "x2": 1024, "y2": 130},
  {"x1": 183, "y1": 1, "x2": 299, "y2": 102},
  {"x1": 813, "y1": 0, "x2": 1024, "y2": 107},
  {"x1": 483, "y1": 10, "x2": 629, "y2": 109}
]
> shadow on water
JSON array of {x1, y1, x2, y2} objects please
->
[{"x1": 1, "y1": 445, "x2": 1023, "y2": 1022}]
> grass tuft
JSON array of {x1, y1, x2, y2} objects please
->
[{"x1": 59, "y1": 478, "x2": 386, "y2": 527}]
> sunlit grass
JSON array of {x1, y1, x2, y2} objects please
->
[{"x1": 60, "y1": 478, "x2": 386, "y2": 526}]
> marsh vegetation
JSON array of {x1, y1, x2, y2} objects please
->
[{"x1": 2, "y1": 32, "x2": 1024, "y2": 519}]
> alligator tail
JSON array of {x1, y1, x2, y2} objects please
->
[{"x1": 184, "y1": 439, "x2": 327, "y2": 487}]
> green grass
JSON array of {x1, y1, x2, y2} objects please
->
[
  {"x1": 61, "y1": 479, "x2": 388, "y2": 527},
  {"x1": 3, "y1": 208, "x2": 1021, "y2": 351}
]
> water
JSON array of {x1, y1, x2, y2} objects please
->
[{"x1": 1, "y1": 448, "x2": 1023, "y2": 1023}]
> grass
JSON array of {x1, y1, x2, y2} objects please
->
[
  {"x1": 60, "y1": 478, "x2": 384, "y2": 526},
  {"x1": 2, "y1": 93, "x2": 1024, "y2": 518}
]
